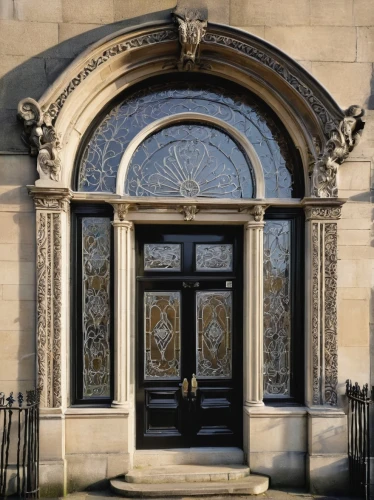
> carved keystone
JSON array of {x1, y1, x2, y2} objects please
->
[{"x1": 173, "y1": 7, "x2": 208, "y2": 71}]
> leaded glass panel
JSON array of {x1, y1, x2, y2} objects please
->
[
  {"x1": 196, "y1": 291, "x2": 232, "y2": 379},
  {"x1": 144, "y1": 292, "x2": 181, "y2": 379},
  {"x1": 78, "y1": 81, "x2": 295, "y2": 197},
  {"x1": 196, "y1": 244, "x2": 233, "y2": 272},
  {"x1": 82, "y1": 217, "x2": 111, "y2": 398},
  {"x1": 126, "y1": 124, "x2": 253, "y2": 198},
  {"x1": 263, "y1": 220, "x2": 291, "y2": 397},
  {"x1": 144, "y1": 244, "x2": 181, "y2": 271}
]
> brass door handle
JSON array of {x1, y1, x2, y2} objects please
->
[
  {"x1": 190, "y1": 373, "x2": 198, "y2": 398},
  {"x1": 181, "y1": 378, "x2": 189, "y2": 399}
]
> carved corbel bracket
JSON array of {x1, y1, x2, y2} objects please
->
[
  {"x1": 173, "y1": 7, "x2": 208, "y2": 71},
  {"x1": 18, "y1": 98, "x2": 62, "y2": 183},
  {"x1": 178, "y1": 205, "x2": 199, "y2": 221},
  {"x1": 311, "y1": 105, "x2": 365, "y2": 198}
]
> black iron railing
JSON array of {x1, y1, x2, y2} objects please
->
[
  {"x1": 0, "y1": 390, "x2": 39, "y2": 499},
  {"x1": 346, "y1": 380, "x2": 374, "y2": 500}
]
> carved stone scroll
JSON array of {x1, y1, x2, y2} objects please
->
[
  {"x1": 305, "y1": 204, "x2": 341, "y2": 406},
  {"x1": 18, "y1": 98, "x2": 62, "y2": 183},
  {"x1": 311, "y1": 106, "x2": 365, "y2": 198},
  {"x1": 30, "y1": 188, "x2": 71, "y2": 407},
  {"x1": 173, "y1": 7, "x2": 207, "y2": 71}
]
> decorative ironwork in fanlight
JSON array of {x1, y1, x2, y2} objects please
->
[
  {"x1": 196, "y1": 291, "x2": 232, "y2": 378},
  {"x1": 263, "y1": 220, "x2": 291, "y2": 397},
  {"x1": 126, "y1": 124, "x2": 254, "y2": 198},
  {"x1": 78, "y1": 82, "x2": 295, "y2": 198},
  {"x1": 82, "y1": 217, "x2": 111, "y2": 397},
  {"x1": 144, "y1": 292, "x2": 181, "y2": 379},
  {"x1": 196, "y1": 244, "x2": 233, "y2": 271},
  {"x1": 144, "y1": 244, "x2": 181, "y2": 271}
]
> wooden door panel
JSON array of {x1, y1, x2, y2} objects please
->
[{"x1": 136, "y1": 226, "x2": 242, "y2": 450}]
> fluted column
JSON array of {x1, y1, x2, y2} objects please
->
[
  {"x1": 243, "y1": 206, "x2": 266, "y2": 406},
  {"x1": 111, "y1": 204, "x2": 133, "y2": 408}
]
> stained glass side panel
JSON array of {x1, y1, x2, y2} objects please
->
[
  {"x1": 82, "y1": 217, "x2": 111, "y2": 398},
  {"x1": 144, "y1": 292, "x2": 181, "y2": 380},
  {"x1": 196, "y1": 291, "x2": 232, "y2": 379},
  {"x1": 263, "y1": 220, "x2": 291, "y2": 397},
  {"x1": 144, "y1": 244, "x2": 181, "y2": 271},
  {"x1": 196, "y1": 244, "x2": 233, "y2": 272}
]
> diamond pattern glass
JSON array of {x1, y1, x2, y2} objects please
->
[
  {"x1": 82, "y1": 217, "x2": 111, "y2": 397},
  {"x1": 263, "y1": 220, "x2": 291, "y2": 397},
  {"x1": 196, "y1": 291, "x2": 232, "y2": 378},
  {"x1": 144, "y1": 292, "x2": 181, "y2": 379}
]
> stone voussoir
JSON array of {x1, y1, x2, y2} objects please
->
[
  {"x1": 111, "y1": 474, "x2": 269, "y2": 497},
  {"x1": 125, "y1": 464, "x2": 250, "y2": 484}
]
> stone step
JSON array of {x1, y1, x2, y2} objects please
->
[
  {"x1": 125, "y1": 464, "x2": 250, "y2": 484},
  {"x1": 133, "y1": 447, "x2": 244, "y2": 467},
  {"x1": 111, "y1": 475, "x2": 269, "y2": 497}
]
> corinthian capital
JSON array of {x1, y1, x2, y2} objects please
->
[
  {"x1": 311, "y1": 105, "x2": 365, "y2": 198},
  {"x1": 18, "y1": 98, "x2": 61, "y2": 183}
]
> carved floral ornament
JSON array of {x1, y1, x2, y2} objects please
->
[{"x1": 16, "y1": 13, "x2": 364, "y2": 197}]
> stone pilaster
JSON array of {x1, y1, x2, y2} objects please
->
[
  {"x1": 304, "y1": 201, "x2": 343, "y2": 407},
  {"x1": 111, "y1": 203, "x2": 134, "y2": 408},
  {"x1": 29, "y1": 187, "x2": 72, "y2": 409},
  {"x1": 243, "y1": 206, "x2": 266, "y2": 406}
]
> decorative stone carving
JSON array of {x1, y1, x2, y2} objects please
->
[
  {"x1": 178, "y1": 205, "x2": 199, "y2": 221},
  {"x1": 311, "y1": 106, "x2": 365, "y2": 198},
  {"x1": 203, "y1": 33, "x2": 339, "y2": 137},
  {"x1": 306, "y1": 205, "x2": 340, "y2": 406},
  {"x1": 46, "y1": 30, "x2": 178, "y2": 122},
  {"x1": 251, "y1": 205, "x2": 265, "y2": 222},
  {"x1": 18, "y1": 98, "x2": 61, "y2": 182},
  {"x1": 31, "y1": 189, "x2": 71, "y2": 407},
  {"x1": 113, "y1": 203, "x2": 131, "y2": 221},
  {"x1": 304, "y1": 206, "x2": 342, "y2": 221},
  {"x1": 173, "y1": 7, "x2": 207, "y2": 71}
]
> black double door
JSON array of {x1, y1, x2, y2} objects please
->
[{"x1": 136, "y1": 225, "x2": 243, "y2": 449}]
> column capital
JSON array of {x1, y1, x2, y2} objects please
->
[
  {"x1": 108, "y1": 201, "x2": 132, "y2": 222},
  {"x1": 28, "y1": 186, "x2": 72, "y2": 212},
  {"x1": 302, "y1": 198, "x2": 344, "y2": 221},
  {"x1": 243, "y1": 204, "x2": 268, "y2": 224}
]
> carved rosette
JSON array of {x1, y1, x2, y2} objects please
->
[
  {"x1": 173, "y1": 7, "x2": 207, "y2": 71},
  {"x1": 18, "y1": 98, "x2": 62, "y2": 182},
  {"x1": 311, "y1": 106, "x2": 365, "y2": 198},
  {"x1": 31, "y1": 190, "x2": 71, "y2": 407},
  {"x1": 306, "y1": 204, "x2": 341, "y2": 406}
]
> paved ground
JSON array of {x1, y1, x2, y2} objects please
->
[{"x1": 60, "y1": 489, "x2": 358, "y2": 500}]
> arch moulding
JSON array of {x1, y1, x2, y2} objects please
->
[{"x1": 17, "y1": 8, "x2": 365, "y2": 415}]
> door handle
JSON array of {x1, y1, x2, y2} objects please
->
[
  {"x1": 190, "y1": 374, "x2": 198, "y2": 398},
  {"x1": 181, "y1": 378, "x2": 189, "y2": 399}
]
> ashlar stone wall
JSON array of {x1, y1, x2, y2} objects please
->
[{"x1": 0, "y1": 0, "x2": 373, "y2": 403}]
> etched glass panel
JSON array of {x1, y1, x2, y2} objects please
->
[
  {"x1": 263, "y1": 220, "x2": 291, "y2": 397},
  {"x1": 82, "y1": 217, "x2": 111, "y2": 397},
  {"x1": 144, "y1": 244, "x2": 181, "y2": 271},
  {"x1": 126, "y1": 124, "x2": 253, "y2": 198},
  {"x1": 144, "y1": 292, "x2": 180, "y2": 379},
  {"x1": 196, "y1": 291, "x2": 232, "y2": 378},
  {"x1": 196, "y1": 244, "x2": 233, "y2": 271},
  {"x1": 78, "y1": 82, "x2": 295, "y2": 197}
]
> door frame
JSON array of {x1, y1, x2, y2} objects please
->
[{"x1": 110, "y1": 202, "x2": 267, "y2": 458}]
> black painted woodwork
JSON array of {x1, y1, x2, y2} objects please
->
[{"x1": 136, "y1": 225, "x2": 243, "y2": 449}]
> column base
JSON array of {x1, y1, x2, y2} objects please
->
[{"x1": 244, "y1": 401, "x2": 265, "y2": 407}]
